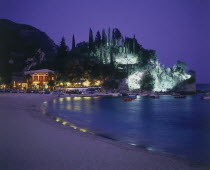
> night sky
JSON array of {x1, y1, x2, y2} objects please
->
[{"x1": 1, "y1": 0, "x2": 210, "y2": 83}]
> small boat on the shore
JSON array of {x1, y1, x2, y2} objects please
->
[
  {"x1": 123, "y1": 97, "x2": 133, "y2": 102},
  {"x1": 122, "y1": 95, "x2": 137, "y2": 101},
  {"x1": 171, "y1": 92, "x2": 180, "y2": 96},
  {"x1": 129, "y1": 95, "x2": 137, "y2": 99},
  {"x1": 139, "y1": 93, "x2": 148, "y2": 97},
  {"x1": 149, "y1": 94, "x2": 160, "y2": 99},
  {"x1": 201, "y1": 93, "x2": 210, "y2": 100},
  {"x1": 174, "y1": 95, "x2": 186, "y2": 99}
]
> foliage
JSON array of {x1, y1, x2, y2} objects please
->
[
  {"x1": 112, "y1": 28, "x2": 122, "y2": 45},
  {"x1": 102, "y1": 29, "x2": 107, "y2": 46},
  {"x1": 72, "y1": 35, "x2": 75, "y2": 49},
  {"x1": 141, "y1": 73, "x2": 154, "y2": 91},
  {"x1": 95, "y1": 31, "x2": 102, "y2": 48},
  {"x1": 55, "y1": 37, "x2": 69, "y2": 73},
  {"x1": 187, "y1": 70, "x2": 196, "y2": 84},
  {"x1": 102, "y1": 80, "x2": 118, "y2": 90},
  {"x1": 174, "y1": 60, "x2": 187, "y2": 73},
  {"x1": 57, "y1": 37, "x2": 68, "y2": 58},
  {"x1": 48, "y1": 80, "x2": 55, "y2": 90},
  {"x1": 88, "y1": 28, "x2": 94, "y2": 52}
]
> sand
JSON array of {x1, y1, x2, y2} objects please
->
[{"x1": 0, "y1": 93, "x2": 209, "y2": 170}]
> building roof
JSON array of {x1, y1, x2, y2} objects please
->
[
  {"x1": 12, "y1": 76, "x2": 26, "y2": 81},
  {"x1": 24, "y1": 69, "x2": 54, "y2": 75}
]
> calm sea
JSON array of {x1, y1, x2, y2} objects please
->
[
  {"x1": 197, "y1": 84, "x2": 210, "y2": 91},
  {"x1": 45, "y1": 84, "x2": 210, "y2": 163}
]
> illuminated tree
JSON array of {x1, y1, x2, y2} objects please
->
[
  {"x1": 176, "y1": 60, "x2": 187, "y2": 72},
  {"x1": 95, "y1": 31, "x2": 102, "y2": 62},
  {"x1": 108, "y1": 27, "x2": 111, "y2": 47}
]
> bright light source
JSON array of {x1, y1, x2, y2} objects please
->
[{"x1": 83, "y1": 80, "x2": 90, "y2": 87}]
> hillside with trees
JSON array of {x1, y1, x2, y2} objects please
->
[
  {"x1": 0, "y1": 19, "x2": 57, "y2": 84},
  {"x1": 55, "y1": 28, "x2": 194, "y2": 92},
  {"x1": 0, "y1": 19, "x2": 195, "y2": 92}
]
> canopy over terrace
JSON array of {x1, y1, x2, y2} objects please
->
[{"x1": 24, "y1": 69, "x2": 54, "y2": 75}]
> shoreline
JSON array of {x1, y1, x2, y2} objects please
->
[
  {"x1": 1, "y1": 93, "x2": 209, "y2": 170},
  {"x1": 42, "y1": 95, "x2": 209, "y2": 165}
]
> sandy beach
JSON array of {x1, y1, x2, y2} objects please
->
[{"x1": 0, "y1": 93, "x2": 209, "y2": 170}]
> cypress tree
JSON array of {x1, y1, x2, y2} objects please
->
[
  {"x1": 72, "y1": 34, "x2": 76, "y2": 49},
  {"x1": 124, "y1": 36, "x2": 127, "y2": 54},
  {"x1": 121, "y1": 36, "x2": 125, "y2": 53},
  {"x1": 112, "y1": 28, "x2": 121, "y2": 46},
  {"x1": 133, "y1": 34, "x2": 136, "y2": 54},
  {"x1": 108, "y1": 27, "x2": 111, "y2": 47},
  {"x1": 58, "y1": 37, "x2": 68, "y2": 58},
  {"x1": 101, "y1": 29, "x2": 107, "y2": 64},
  {"x1": 102, "y1": 29, "x2": 107, "y2": 47},
  {"x1": 95, "y1": 31, "x2": 101, "y2": 48},
  {"x1": 88, "y1": 28, "x2": 94, "y2": 52},
  {"x1": 57, "y1": 37, "x2": 68, "y2": 72},
  {"x1": 112, "y1": 29, "x2": 115, "y2": 46}
]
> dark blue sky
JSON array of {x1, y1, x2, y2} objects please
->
[{"x1": 1, "y1": 0, "x2": 210, "y2": 83}]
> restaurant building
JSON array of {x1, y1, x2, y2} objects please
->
[
  {"x1": 24, "y1": 69, "x2": 55, "y2": 89},
  {"x1": 13, "y1": 69, "x2": 55, "y2": 89}
]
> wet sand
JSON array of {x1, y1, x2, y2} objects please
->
[{"x1": 0, "y1": 93, "x2": 209, "y2": 170}]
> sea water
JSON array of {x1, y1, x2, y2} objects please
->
[{"x1": 45, "y1": 85, "x2": 210, "y2": 163}]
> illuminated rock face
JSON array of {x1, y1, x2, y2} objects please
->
[
  {"x1": 115, "y1": 53, "x2": 138, "y2": 65},
  {"x1": 117, "y1": 57, "x2": 191, "y2": 92},
  {"x1": 127, "y1": 71, "x2": 144, "y2": 89}
]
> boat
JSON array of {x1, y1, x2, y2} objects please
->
[
  {"x1": 149, "y1": 94, "x2": 160, "y2": 99},
  {"x1": 201, "y1": 93, "x2": 210, "y2": 100},
  {"x1": 122, "y1": 95, "x2": 137, "y2": 102},
  {"x1": 139, "y1": 93, "x2": 148, "y2": 97},
  {"x1": 123, "y1": 97, "x2": 133, "y2": 102},
  {"x1": 174, "y1": 95, "x2": 186, "y2": 99},
  {"x1": 171, "y1": 92, "x2": 180, "y2": 96},
  {"x1": 129, "y1": 95, "x2": 137, "y2": 99}
]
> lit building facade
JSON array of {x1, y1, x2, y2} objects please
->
[
  {"x1": 13, "y1": 76, "x2": 28, "y2": 89},
  {"x1": 24, "y1": 69, "x2": 55, "y2": 89}
]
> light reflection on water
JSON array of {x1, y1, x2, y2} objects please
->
[{"x1": 45, "y1": 95, "x2": 210, "y2": 163}]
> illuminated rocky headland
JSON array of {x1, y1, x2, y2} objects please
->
[
  {"x1": 87, "y1": 28, "x2": 194, "y2": 92},
  {"x1": 0, "y1": 20, "x2": 195, "y2": 92}
]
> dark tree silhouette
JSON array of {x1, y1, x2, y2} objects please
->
[
  {"x1": 57, "y1": 37, "x2": 68, "y2": 58},
  {"x1": 95, "y1": 31, "x2": 101, "y2": 48},
  {"x1": 133, "y1": 34, "x2": 136, "y2": 53},
  {"x1": 112, "y1": 28, "x2": 122, "y2": 46},
  {"x1": 102, "y1": 29, "x2": 107, "y2": 47},
  {"x1": 187, "y1": 70, "x2": 196, "y2": 83},
  {"x1": 141, "y1": 73, "x2": 154, "y2": 91},
  {"x1": 88, "y1": 28, "x2": 94, "y2": 51},
  {"x1": 72, "y1": 35, "x2": 76, "y2": 49},
  {"x1": 56, "y1": 37, "x2": 68, "y2": 72}
]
